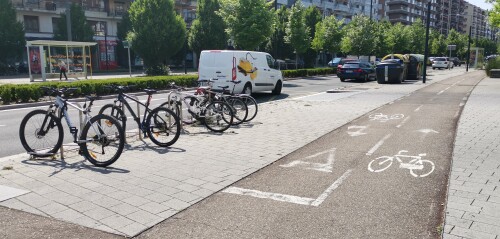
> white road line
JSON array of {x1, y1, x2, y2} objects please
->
[
  {"x1": 311, "y1": 169, "x2": 352, "y2": 206},
  {"x1": 437, "y1": 86, "x2": 451, "y2": 95},
  {"x1": 291, "y1": 92, "x2": 326, "y2": 100},
  {"x1": 396, "y1": 116, "x2": 411, "y2": 128},
  {"x1": 366, "y1": 134, "x2": 392, "y2": 156},
  {"x1": 414, "y1": 105, "x2": 423, "y2": 112},
  {"x1": 222, "y1": 187, "x2": 315, "y2": 206}
]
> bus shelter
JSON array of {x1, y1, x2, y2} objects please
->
[
  {"x1": 469, "y1": 47, "x2": 484, "y2": 69},
  {"x1": 26, "y1": 40, "x2": 96, "y2": 82}
]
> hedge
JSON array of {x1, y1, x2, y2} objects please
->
[
  {"x1": 282, "y1": 67, "x2": 336, "y2": 78},
  {"x1": 486, "y1": 57, "x2": 500, "y2": 77},
  {"x1": 0, "y1": 68, "x2": 337, "y2": 105}
]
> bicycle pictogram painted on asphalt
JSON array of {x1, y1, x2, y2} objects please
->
[
  {"x1": 368, "y1": 150, "x2": 435, "y2": 177},
  {"x1": 369, "y1": 113, "x2": 404, "y2": 122}
]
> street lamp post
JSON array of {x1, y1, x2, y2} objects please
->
[
  {"x1": 370, "y1": 0, "x2": 373, "y2": 20},
  {"x1": 423, "y1": 1, "x2": 431, "y2": 84},
  {"x1": 466, "y1": 25, "x2": 472, "y2": 72}
]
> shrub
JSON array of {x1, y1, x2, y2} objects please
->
[
  {"x1": 485, "y1": 58, "x2": 500, "y2": 76},
  {"x1": 282, "y1": 67, "x2": 336, "y2": 78},
  {"x1": 15, "y1": 85, "x2": 33, "y2": 103},
  {"x1": 0, "y1": 85, "x2": 14, "y2": 104}
]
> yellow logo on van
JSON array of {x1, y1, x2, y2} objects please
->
[{"x1": 237, "y1": 58, "x2": 258, "y2": 80}]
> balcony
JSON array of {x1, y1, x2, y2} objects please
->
[
  {"x1": 387, "y1": 6, "x2": 409, "y2": 13},
  {"x1": 387, "y1": 0, "x2": 410, "y2": 6}
]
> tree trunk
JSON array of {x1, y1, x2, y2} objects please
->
[{"x1": 295, "y1": 53, "x2": 298, "y2": 69}]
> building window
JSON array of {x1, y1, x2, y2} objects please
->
[
  {"x1": 24, "y1": 15, "x2": 39, "y2": 33},
  {"x1": 52, "y1": 18, "x2": 60, "y2": 34},
  {"x1": 89, "y1": 21, "x2": 107, "y2": 36}
]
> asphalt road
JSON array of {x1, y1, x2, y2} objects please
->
[{"x1": 135, "y1": 70, "x2": 484, "y2": 238}]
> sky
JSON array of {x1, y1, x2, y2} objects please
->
[{"x1": 467, "y1": 0, "x2": 494, "y2": 10}]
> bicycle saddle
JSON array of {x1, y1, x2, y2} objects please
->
[{"x1": 144, "y1": 89, "x2": 157, "y2": 95}]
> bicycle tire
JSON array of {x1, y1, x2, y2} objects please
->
[
  {"x1": 226, "y1": 97, "x2": 248, "y2": 125},
  {"x1": 203, "y1": 101, "x2": 233, "y2": 132},
  {"x1": 19, "y1": 109, "x2": 63, "y2": 156},
  {"x1": 159, "y1": 101, "x2": 181, "y2": 117},
  {"x1": 240, "y1": 95, "x2": 258, "y2": 122},
  {"x1": 368, "y1": 156, "x2": 393, "y2": 173},
  {"x1": 79, "y1": 114, "x2": 125, "y2": 167},
  {"x1": 146, "y1": 107, "x2": 181, "y2": 147},
  {"x1": 98, "y1": 104, "x2": 127, "y2": 131},
  {"x1": 409, "y1": 159, "x2": 435, "y2": 178}
]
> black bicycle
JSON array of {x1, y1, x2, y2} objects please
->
[
  {"x1": 19, "y1": 87, "x2": 125, "y2": 167},
  {"x1": 98, "y1": 85, "x2": 181, "y2": 147}
]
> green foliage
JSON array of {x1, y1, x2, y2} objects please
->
[
  {"x1": 53, "y1": 4, "x2": 94, "y2": 42},
  {"x1": 0, "y1": 75, "x2": 199, "y2": 105},
  {"x1": 431, "y1": 33, "x2": 447, "y2": 56},
  {"x1": 486, "y1": 57, "x2": 500, "y2": 76},
  {"x1": 145, "y1": 65, "x2": 170, "y2": 76},
  {"x1": 281, "y1": 67, "x2": 336, "y2": 78},
  {"x1": 341, "y1": 15, "x2": 376, "y2": 56},
  {"x1": 267, "y1": 6, "x2": 294, "y2": 60},
  {"x1": 312, "y1": 15, "x2": 344, "y2": 54},
  {"x1": 0, "y1": 0, "x2": 26, "y2": 68},
  {"x1": 407, "y1": 19, "x2": 425, "y2": 54},
  {"x1": 446, "y1": 29, "x2": 466, "y2": 58},
  {"x1": 128, "y1": 0, "x2": 186, "y2": 72},
  {"x1": 475, "y1": 37, "x2": 498, "y2": 56},
  {"x1": 302, "y1": 6, "x2": 322, "y2": 67},
  {"x1": 218, "y1": 0, "x2": 274, "y2": 50},
  {"x1": 0, "y1": 85, "x2": 13, "y2": 104},
  {"x1": 285, "y1": 2, "x2": 311, "y2": 55},
  {"x1": 373, "y1": 20, "x2": 392, "y2": 57},
  {"x1": 386, "y1": 23, "x2": 410, "y2": 53},
  {"x1": 489, "y1": 2, "x2": 500, "y2": 27},
  {"x1": 188, "y1": 0, "x2": 227, "y2": 57}
]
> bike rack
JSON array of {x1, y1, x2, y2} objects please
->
[
  {"x1": 123, "y1": 95, "x2": 143, "y2": 142},
  {"x1": 58, "y1": 102, "x2": 85, "y2": 159},
  {"x1": 167, "y1": 91, "x2": 184, "y2": 131}
]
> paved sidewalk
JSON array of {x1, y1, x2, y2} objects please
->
[
  {"x1": 0, "y1": 69, "x2": 474, "y2": 237},
  {"x1": 443, "y1": 77, "x2": 500, "y2": 239}
]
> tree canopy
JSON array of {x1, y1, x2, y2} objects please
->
[
  {"x1": 54, "y1": 3, "x2": 94, "y2": 42},
  {"x1": 188, "y1": 0, "x2": 227, "y2": 56},
  {"x1": 311, "y1": 15, "x2": 343, "y2": 54},
  {"x1": 128, "y1": 0, "x2": 186, "y2": 74},
  {"x1": 0, "y1": 0, "x2": 25, "y2": 67},
  {"x1": 341, "y1": 15, "x2": 376, "y2": 56}
]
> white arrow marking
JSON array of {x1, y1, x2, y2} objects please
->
[
  {"x1": 280, "y1": 149, "x2": 335, "y2": 172},
  {"x1": 347, "y1": 126, "x2": 368, "y2": 137},
  {"x1": 417, "y1": 129, "x2": 439, "y2": 134}
]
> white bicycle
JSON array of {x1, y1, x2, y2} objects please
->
[{"x1": 368, "y1": 150, "x2": 435, "y2": 177}]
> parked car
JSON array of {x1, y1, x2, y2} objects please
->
[
  {"x1": 449, "y1": 57, "x2": 461, "y2": 66},
  {"x1": 432, "y1": 57, "x2": 453, "y2": 70},
  {"x1": 337, "y1": 58, "x2": 358, "y2": 69},
  {"x1": 337, "y1": 61, "x2": 376, "y2": 82},
  {"x1": 328, "y1": 57, "x2": 343, "y2": 67}
]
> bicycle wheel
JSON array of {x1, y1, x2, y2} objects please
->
[
  {"x1": 240, "y1": 95, "x2": 258, "y2": 122},
  {"x1": 98, "y1": 104, "x2": 127, "y2": 131},
  {"x1": 19, "y1": 109, "x2": 63, "y2": 156},
  {"x1": 368, "y1": 156, "x2": 393, "y2": 173},
  {"x1": 79, "y1": 114, "x2": 125, "y2": 167},
  {"x1": 226, "y1": 97, "x2": 248, "y2": 125},
  {"x1": 409, "y1": 160, "x2": 435, "y2": 178},
  {"x1": 203, "y1": 101, "x2": 233, "y2": 132},
  {"x1": 146, "y1": 107, "x2": 181, "y2": 147},
  {"x1": 159, "y1": 101, "x2": 181, "y2": 117}
]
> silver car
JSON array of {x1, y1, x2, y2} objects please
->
[{"x1": 432, "y1": 57, "x2": 453, "y2": 70}]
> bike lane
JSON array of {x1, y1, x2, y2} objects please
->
[{"x1": 140, "y1": 72, "x2": 484, "y2": 238}]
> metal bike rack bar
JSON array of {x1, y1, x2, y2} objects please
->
[
  {"x1": 167, "y1": 91, "x2": 184, "y2": 130},
  {"x1": 59, "y1": 102, "x2": 84, "y2": 159}
]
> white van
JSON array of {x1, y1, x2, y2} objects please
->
[{"x1": 198, "y1": 50, "x2": 283, "y2": 95}]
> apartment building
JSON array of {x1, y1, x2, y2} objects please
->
[
  {"x1": 436, "y1": 0, "x2": 468, "y2": 35},
  {"x1": 464, "y1": 2, "x2": 497, "y2": 39},
  {"x1": 277, "y1": 0, "x2": 377, "y2": 22},
  {"x1": 381, "y1": 0, "x2": 438, "y2": 28}
]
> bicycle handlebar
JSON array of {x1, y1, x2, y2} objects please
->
[{"x1": 40, "y1": 86, "x2": 78, "y2": 97}]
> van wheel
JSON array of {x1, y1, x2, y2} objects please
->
[
  {"x1": 272, "y1": 81, "x2": 282, "y2": 95},
  {"x1": 242, "y1": 84, "x2": 252, "y2": 95}
]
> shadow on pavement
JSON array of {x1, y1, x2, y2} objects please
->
[{"x1": 21, "y1": 157, "x2": 130, "y2": 176}]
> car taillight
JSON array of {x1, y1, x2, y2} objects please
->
[{"x1": 355, "y1": 68, "x2": 363, "y2": 73}]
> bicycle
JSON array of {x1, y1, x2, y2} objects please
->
[
  {"x1": 192, "y1": 80, "x2": 248, "y2": 125},
  {"x1": 367, "y1": 150, "x2": 435, "y2": 177},
  {"x1": 98, "y1": 85, "x2": 181, "y2": 147},
  {"x1": 223, "y1": 80, "x2": 258, "y2": 122},
  {"x1": 19, "y1": 87, "x2": 125, "y2": 167},
  {"x1": 160, "y1": 83, "x2": 234, "y2": 133}
]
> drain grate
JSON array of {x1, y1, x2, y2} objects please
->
[{"x1": 326, "y1": 89, "x2": 353, "y2": 93}]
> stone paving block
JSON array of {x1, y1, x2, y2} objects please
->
[
  {"x1": 447, "y1": 202, "x2": 482, "y2": 214},
  {"x1": 51, "y1": 208, "x2": 84, "y2": 221},
  {"x1": 69, "y1": 200, "x2": 98, "y2": 213},
  {"x1": 183, "y1": 178, "x2": 207, "y2": 186},
  {"x1": 0, "y1": 198, "x2": 47, "y2": 217},
  {"x1": 91, "y1": 196, "x2": 122, "y2": 208},
  {"x1": 157, "y1": 209, "x2": 178, "y2": 219},
  {"x1": 139, "y1": 201, "x2": 172, "y2": 214},
  {"x1": 155, "y1": 186, "x2": 182, "y2": 196},
  {"x1": 83, "y1": 206, "x2": 116, "y2": 221},
  {"x1": 488, "y1": 196, "x2": 500, "y2": 204},
  {"x1": 116, "y1": 222, "x2": 147, "y2": 237},
  {"x1": 122, "y1": 195, "x2": 152, "y2": 207},
  {"x1": 37, "y1": 202, "x2": 69, "y2": 215},
  {"x1": 450, "y1": 184, "x2": 482, "y2": 194},
  {"x1": 100, "y1": 214, "x2": 135, "y2": 231},
  {"x1": 126, "y1": 210, "x2": 162, "y2": 226},
  {"x1": 456, "y1": 176, "x2": 488, "y2": 185},
  {"x1": 448, "y1": 195, "x2": 475, "y2": 205},
  {"x1": 192, "y1": 188, "x2": 215, "y2": 198},
  {"x1": 444, "y1": 224, "x2": 454, "y2": 234},
  {"x1": 450, "y1": 226, "x2": 496, "y2": 239},
  {"x1": 162, "y1": 198, "x2": 190, "y2": 211},
  {"x1": 470, "y1": 221, "x2": 500, "y2": 236},
  {"x1": 175, "y1": 183, "x2": 200, "y2": 193},
  {"x1": 172, "y1": 191, "x2": 201, "y2": 203},
  {"x1": 446, "y1": 208, "x2": 465, "y2": 219},
  {"x1": 445, "y1": 216, "x2": 473, "y2": 229},
  {"x1": 16, "y1": 192, "x2": 52, "y2": 208},
  {"x1": 144, "y1": 192, "x2": 173, "y2": 204},
  {"x1": 452, "y1": 190, "x2": 490, "y2": 202},
  {"x1": 442, "y1": 233, "x2": 463, "y2": 239}
]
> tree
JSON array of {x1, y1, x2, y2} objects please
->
[
  {"x1": 116, "y1": 12, "x2": 134, "y2": 67},
  {"x1": 188, "y1": 0, "x2": 227, "y2": 57},
  {"x1": 53, "y1": 4, "x2": 94, "y2": 42},
  {"x1": 303, "y1": 6, "x2": 322, "y2": 67},
  {"x1": 489, "y1": 0, "x2": 500, "y2": 27},
  {"x1": 386, "y1": 23, "x2": 410, "y2": 53},
  {"x1": 341, "y1": 15, "x2": 376, "y2": 56},
  {"x1": 285, "y1": 2, "x2": 310, "y2": 68},
  {"x1": 373, "y1": 20, "x2": 392, "y2": 57},
  {"x1": 475, "y1": 37, "x2": 498, "y2": 56},
  {"x1": 267, "y1": 6, "x2": 294, "y2": 60},
  {"x1": 0, "y1": 0, "x2": 25, "y2": 69},
  {"x1": 407, "y1": 19, "x2": 425, "y2": 54},
  {"x1": 218, "y1": 0, "x2": 274, "y2": 50},
  {"x1": 128, "y1": 0, "x2": 186, "y2": 75},
  {"x1": 311, "y1": 15, "x2": 343, "y2": 55},
  {"x1": 431, "y1": 33, "x2": 447, "y2": 56}
]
